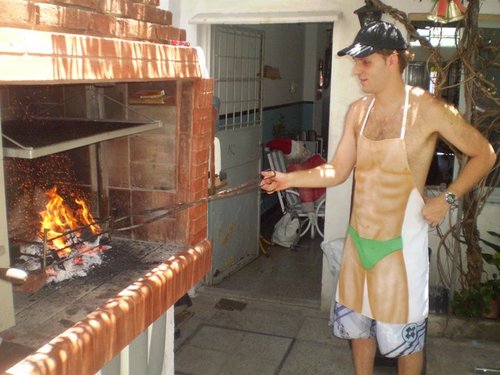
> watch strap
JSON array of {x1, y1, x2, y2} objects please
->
[{"x1": 445, "y1": 191, "x2": 457, "y2": 206}]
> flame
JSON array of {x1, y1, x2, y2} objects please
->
[
  {"x1": 75, "y1": 198, "x2": 100, "y2": 234},
  {"x1": 39, "y1": 187, "x2": 101, "y2": 253}
]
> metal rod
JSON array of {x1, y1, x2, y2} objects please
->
[
  {"x1": 11, "y1": 178, "x2": 261, "y2": 268},
  {"x1": 113, "y1": 178, "x2": 261, "y2": 232},
  {"x1": 476, "y1": 368, "x2": 500, "y2": 374},
  {"x1": 9, "y1": 217, "x2": 109, "y2": 248},
  {"x1": 43, "y1": 217, "x2": 109, "y2": 242},
  {"x1": 42, "y1": 229, "x2": 48, "y2": 271}
]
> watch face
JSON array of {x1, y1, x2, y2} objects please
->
[{"x1": 446, "y1": 192, "x2": 456, "y2": 204}]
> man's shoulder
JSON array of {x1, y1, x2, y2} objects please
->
[
  {"x1": 408, "y1": 86, "x2": 468, "y2": 136},
  {"x1": 345, "y1": 95, "x2": 373, "y2": 129},
  {"x1": 350, "y1": 95, "x2": 373, "y2": 111},
  {"x1": 409, "y1": 86, "x2": 454, "y2": 121},
  {"x1": 409, "y1": 85, "x2": 433, "y2": 103},
  {"x1": 409, "y1": 86, "x2": 451, "y2": 109}
]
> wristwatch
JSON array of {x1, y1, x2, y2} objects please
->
[{"x1": 444, "y1": 191, "x2": 457, "y2": 207}]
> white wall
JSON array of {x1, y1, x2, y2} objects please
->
[
  {"x1": 307, "y1": 23, "x2": 333, "y2": 135},
  {"x1": 167, "y1": 0, "x2": 499, "y2": 310},
  {"x1": 303, "y1": 24, "x2": 319, "y2": 102},
  {"x1": 245, "y1": 23, "x2": 332, "y2": 115},
  {"x1": 249, "y1": 24, "x2": 306, "y2": 108}
]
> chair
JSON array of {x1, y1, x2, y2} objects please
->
[{"x1": 265, "y1": 148, "x2": 326, "y2": 239}]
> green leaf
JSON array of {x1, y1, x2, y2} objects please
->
[
  {"x1": 482, "y1": 253, "x2": 494, "y2": 263},
  {"x1": 487, "y1": 231, "x2": 500, "y2": 239},
  {"x1": 480, "y1": 238, "x2": 500, "y2": 253},
  {"x1": 482, "y1": 253, "x2": 500, "y2": 269}
]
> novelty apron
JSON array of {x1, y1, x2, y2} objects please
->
[{"x1": 336, "y1": 86, "x2": 429, "y2": 324}]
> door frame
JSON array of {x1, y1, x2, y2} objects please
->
[{"x1": 194, "y1": 13, "x2": 340, "y2": 309}]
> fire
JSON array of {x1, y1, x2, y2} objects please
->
[{"x1": 39, "y1": 187, "x2": 101, "y2": 253}]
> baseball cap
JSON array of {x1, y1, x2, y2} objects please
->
[{"x1": 337, "y1": 21, "x2": 408, "y2": 58}]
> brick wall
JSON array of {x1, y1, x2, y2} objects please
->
[
  {"x1": 104, "y1": 80, "x2": 214, "y2": 246},
  {"x1": 0, "y1": 0, "x2": 186, "y2": 44},
  {"x1": 186, "y1": 79, "x2": 214, "y2": 245}
]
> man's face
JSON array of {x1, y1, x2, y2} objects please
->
[{"x1": 352, "y1": 52, "x2": 390, "y2": 94}]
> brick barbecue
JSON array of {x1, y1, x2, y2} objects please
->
[{"x1": 0, "y1": 1, "x2": 213, "y2": 373}]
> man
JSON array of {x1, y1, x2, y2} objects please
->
[{"x1": 260, "y1": 21, "x2": 495, "y2": 375}]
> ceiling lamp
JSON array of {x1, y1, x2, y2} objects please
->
[
  {"x1": 427, "y1": 0, "x2": 466, "y2": 24},
  {"x1": 354, "y1": 0, "x2": 383, "y2": 27}
]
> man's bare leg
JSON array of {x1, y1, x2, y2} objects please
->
[
  {"x1": 398, "y1": 351, "x2": 424, "y2": 375},
  {"x1": 351, "y1": 338, "x2": 376, "y2": 375}
]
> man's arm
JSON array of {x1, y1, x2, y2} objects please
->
[
  {"x1": 422, "y1": 99, "x2": 496, "y2": 226},
  {"x1": 260, "y1": 102, "x2": 360, "y2": 193}
]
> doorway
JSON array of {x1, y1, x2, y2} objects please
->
[{"x1": 203, "y1": 21, "x2": 335, "y2": 305}]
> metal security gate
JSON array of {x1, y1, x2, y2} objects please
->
[{"x1": 207, "y1": 25, "x2": 264, "y2": 285}]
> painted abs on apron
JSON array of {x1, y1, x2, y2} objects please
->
[{"x1": 336, "y1": 86, "x2": 429, "y2": 324}]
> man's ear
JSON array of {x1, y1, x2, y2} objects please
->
[{"x1": 388, "y1": 52, "x2": 399, "y2": 70}]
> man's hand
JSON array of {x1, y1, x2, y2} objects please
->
[
  {"x1": 422, "y1": 194, "x2": 452, "y2": 227},
  {"x1": 260, "y1": 170, "x2": 288, "y2": 194}
]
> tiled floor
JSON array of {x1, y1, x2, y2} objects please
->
[
  {"x1": 176, "y1": 324, "x2": 294, "y2": 374},
  {"x1": 214, "y1": 234, "x2": 323, "y2": 308},
  {"x1": 174, "y1": 219, "x2": 339, "y2": 375},
  {"x1": 174, "y1": 284, "x2": 500, "y2": 375},
  {"x1": 174, "y1": 212, "x2": 500, "y2": 375},
  {"x1": 214, "y1": 206, "x2": 324, "y2": 304}
]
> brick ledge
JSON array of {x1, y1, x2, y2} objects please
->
[
  {"x1": 5, "y1": 239, "x2": 212, "y2": 375},
  {"x1": 0, "y1": 27, "x2": 203, "y2": 84}
]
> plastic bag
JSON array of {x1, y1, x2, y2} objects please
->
[
  {"x1": 272, "y1": 212, "x2": 300, "y2": 248},
  {"x1": 321, "y1": 238, "x2": 345, "y2": 325}
]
